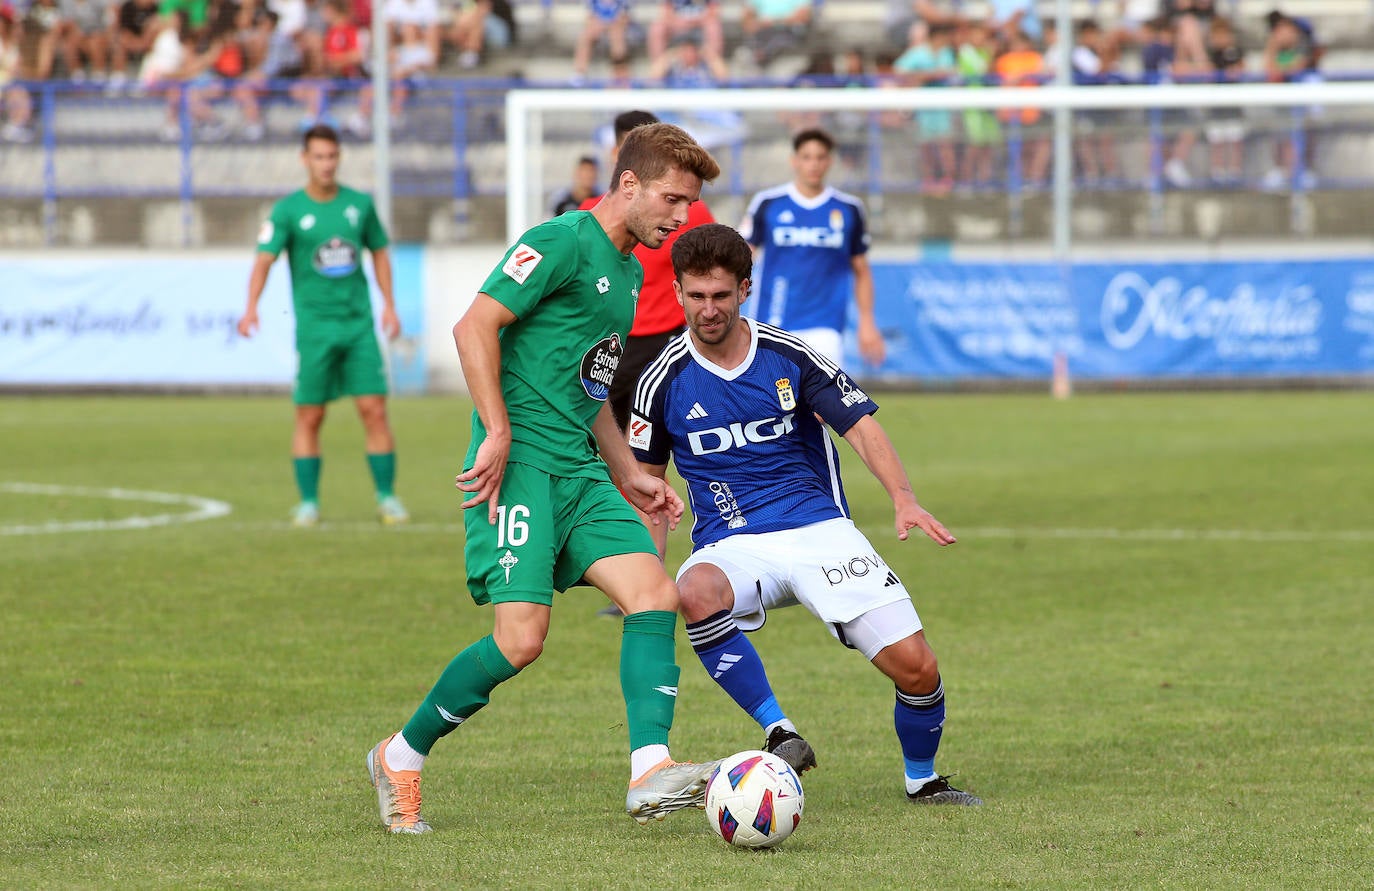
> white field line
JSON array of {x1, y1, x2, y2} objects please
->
[
  {"x1": 1, "y1": 482, "x2": 232, "y2": 536},
  {"x1": 204, "y1": 520, "x2": 1374, "y2": 544}
]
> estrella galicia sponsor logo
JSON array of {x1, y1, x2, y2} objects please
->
[
  {"x1": 312, "y1": 236, "x2": 360, "y2": 278},
  {"x1": 579, "y1": 333, "x2": 623, "y2": 401},
  {"x1": 822, "y1": 554, "x2": 887, "y2": 586},
  {"x1": 708, "y1": 480, "x2": 747, "y2": 529},
  {"x1": 834, "y1": 373, "x2": 869, "y2": 407},
  {"x1": 687, "y1": 413, "x2": 795, "y2": 456}
]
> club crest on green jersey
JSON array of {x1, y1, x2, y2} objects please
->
[{"x1": 580, "y1": 333, "x2": 623, "y2": 401}]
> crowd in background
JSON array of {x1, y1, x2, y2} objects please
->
[{"x1": 0, "y1": 0, "x2": 1348, "y2": 187}]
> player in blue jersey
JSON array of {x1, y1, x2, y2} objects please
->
[
  {"x1": 629, "y1": 223, "x2": 981, "y2": 806},
  {"x1": 739, "y1": 128, "x2": 885, "y2": 369}
]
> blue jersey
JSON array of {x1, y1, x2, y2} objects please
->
[
  {"x1": 740, "y1": 184, "x2": 869, "y2": 334},
  {"x1": 629, "y1": 321, "x2": 878, "y2": 550}
]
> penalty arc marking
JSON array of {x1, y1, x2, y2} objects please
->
[{"x1": 1, "y1": 482, "x2": 232, "y2": 536}]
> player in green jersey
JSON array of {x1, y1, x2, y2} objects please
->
[
  {"x1": 237, "y1": 124, "x2": 408, "y2": 528},
  {"x1": 366, "y1": 123, "x2": 724, "y2": 834}
]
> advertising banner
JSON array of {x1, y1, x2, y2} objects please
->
[
  {"x1": 0, "y1": 250, "x2": 425, "y2": 390},
  {"x1": 864, "y1": 259, "x2": 1374, "y2": 380}
]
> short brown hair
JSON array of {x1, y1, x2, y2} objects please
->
[
  {"x1": 613, "y1": 123, "x2": 720, "y2": 191},
  {"x1": 792, "y1": 127, "x2": 834, "y2": 154},
  {"x1": 302, "y1": 123, "x2": 339, "y2": 150},
  {"x1": 671, "y1": 223, "x2": 754, "y2": 286}
]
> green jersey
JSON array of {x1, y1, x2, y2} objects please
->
[
  {"x1": 472, "y1": 211, "x2": 642, "y2": 479},
  {"x1": 257, "y1": 185, "x2": 389, "y2": 326}
]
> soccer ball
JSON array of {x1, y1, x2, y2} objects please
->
[{"x1": 704, "y1": 750, "x2": 804, "y2": 849}]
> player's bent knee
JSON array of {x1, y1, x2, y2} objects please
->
[
  {"x1": 494, "y1": 631, "x2": 544, "y2": 669},
  {"x1": 676, "y1": 564, "x2": 734, "y2": 620}
]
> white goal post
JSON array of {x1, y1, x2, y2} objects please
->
[{"x1": 505, "y1": 81, "x2": 1374, "y2": 248}]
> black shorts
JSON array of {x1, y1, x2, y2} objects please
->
[{"x1": 608, "y1": 327, "x2": 684, "y2": 431}]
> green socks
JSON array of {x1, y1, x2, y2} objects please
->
[
  {"x1": 621, "y1": 610, "x2": 682, "y2": 751},
  {"x1": 366, "y1": 452, "x2": 396, "y2": 500},
  {"x1": 293, "y1": 456, "x2": 321, "y2": 503},
  {"x1": 402, "y1": 635, "x2": 520, "y2": 755}
]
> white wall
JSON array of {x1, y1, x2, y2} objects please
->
[{"x1": 423, "y1": 244, "x2": 508, "y2": 393}]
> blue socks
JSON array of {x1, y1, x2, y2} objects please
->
[
  {"x1": 685, "y1": 610, "x2": 786, "y2": 729},
  {"x1": 895, "y1": 676, "x2": 945, "y2": 781}
]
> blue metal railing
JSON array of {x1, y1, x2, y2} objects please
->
[{"x1": 2, "y1": 72, "x2": 1372, "y2": 241}]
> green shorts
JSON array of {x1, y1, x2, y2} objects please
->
[
  {"x1": 293, "y1": 319, "x2": 388, "y2": 405},
  {"x1": 463, "y1": 461, "x2": 657, "y2": 607}
]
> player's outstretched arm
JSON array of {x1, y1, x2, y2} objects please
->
[
  {"x1": 842, "y1": 415, "x2": 956, "y2": 546},
  {"x1": 237, "y1": 252, "x2": 277, "y2": 337},
  {"x1": 593, "y1": 404, "x2": 684, "y2": 532},
  {"x1": 453, "y1": 294, "x2": 518, "y2": 524}
]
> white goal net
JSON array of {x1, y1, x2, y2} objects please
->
[{"x1": 504, "y1": 82, "x2": 1374, "y2": 252}]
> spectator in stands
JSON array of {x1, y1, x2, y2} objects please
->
[
  {"x1": 992, "y1": 29, "x2": 1050, "y2": 187},
  {"x1": 141, "y1": 9, "x2": 230, "y2": 141},
  {"x1": 895, "y1": 20, "x2": 957, "y2": 193},
  {"x1": 57, "y1": 0, "x2": 112, "y2": 82},
  {"x1": 1261, "y1": 9, "x2": 1321, "y2": 190},
  {"x1": 650, "y1": 31, "x2": 726, "y2": 86},
  {"x1": 230, "y1": 7, "x2": 303, "y2": 139},
  {"x1": 1110, "y1": 0, "x2": 1160, "y2": 50},
  {"x1": 293, "y1": 0, "x2": 362, "y2": 130},
  {"x1": 740, "y1": 0, "x2": 814, "y2": 69},
  {"x1": 231, "y1": 0, "x2": 274, "y2": 73},
  {"x1": 571, "y1": 0, "x2": 630, "y2": 84},
  {"x1": 19, "y1": 0, "x2": 63, "y2": 81},
  {"x1": 447, "y1": 0, "x2": 515, "y2": 70},
  {"x1": 1140, "y1": 15, "x2": 1200, "y2": 187},
  {"x1": 1163, "y1": 0, "x2": 1213, "y2": 74},
  {"x1": 108, "y1": 0, "x2": 158, "y2": 91},
  {"x1": 1071, "y1": 19, "x2": 1122, "y2": 186},
  {"x1": 549, "y1": 154, "x2": 598, "y2": 217},
  {"x1": 383, "y1": 0, "x2": 439, "y2": 67},
  {"x1": 955, "y1": 18, "x2": 999, "y2": 186},
  {"x1": 648, "y1": 0, "x2": 722, "y2": 68},
  {"x1": 159, "y1": 0, "x2": 210, "y2": 32},
  {"x1": 348, "y1": 19, "x2": 436, "y2": 137},
  {"x1": 987, "y1": 0, "x2": 1039, "y2": 42},
  {"x1": 1204, "y1": 15, "x2": 1244, "y2": 184},
  {"x1": 1, "y1": 3, "x2": 35, "y2": 142},
  {"x1": 652, "y1": 34, "x2": 742, "y2": 149}
]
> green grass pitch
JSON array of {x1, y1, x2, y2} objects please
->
[{"x1": 2, "y1": 392, "x2": 1371, "y2": 889}]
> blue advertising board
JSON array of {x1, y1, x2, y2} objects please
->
[{"x1": 859, "y1": 259, "x2": 1374, "y2": 380}]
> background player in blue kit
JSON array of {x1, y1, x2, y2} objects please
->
[
  {"x1": 739, "y1": 128, "x2": 885, "y2": 369},
  {"x1": 629, "y1": 223, "x2": 981, "y2": 805}
]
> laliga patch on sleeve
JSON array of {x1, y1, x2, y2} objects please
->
[
  {"x1": 627, "y1": 416, "x2": 653, "y2": 451},
  {"x1": 502, "y1": 243, "x2": 544, "y2": 284},
  {"x1": 257, "y1": 220, "x2": 274, "y2": 245}
]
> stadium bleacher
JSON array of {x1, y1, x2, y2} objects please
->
[{"x1": 0, "y1": 0, "x2": 1371, "y2": 246}]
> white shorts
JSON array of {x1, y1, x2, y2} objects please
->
[
  {"x1": 789, "y1": 327, "x2": 843, "y2": 368},
  {"x1": 677, "y1": 517, "x2": 922, "y2": 660}
]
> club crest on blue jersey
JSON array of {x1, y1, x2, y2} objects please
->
[
  {"x1": 775, "y1": 378, "x2": 796, "y2": 411},
  {"x1": 312, "y1": 236, "x2": 360, "y2": 278},
  {"x1": 579, "y1": 333, "x2": 623, "y2": 401}
]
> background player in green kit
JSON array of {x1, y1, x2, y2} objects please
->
[
  {"x1": 237, "y1": 124, "x2": 408, "y2": 528},
  {"x1": 366, "y1": 123, "x2": 724, "y2": 834}
]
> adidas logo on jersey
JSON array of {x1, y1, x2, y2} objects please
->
[
  {"x1": 883, "y1": 571, "x2": 901, "y2": 587},
  {"x1": 686, "y1": 402, "x2": 709, "y2": 420}
]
